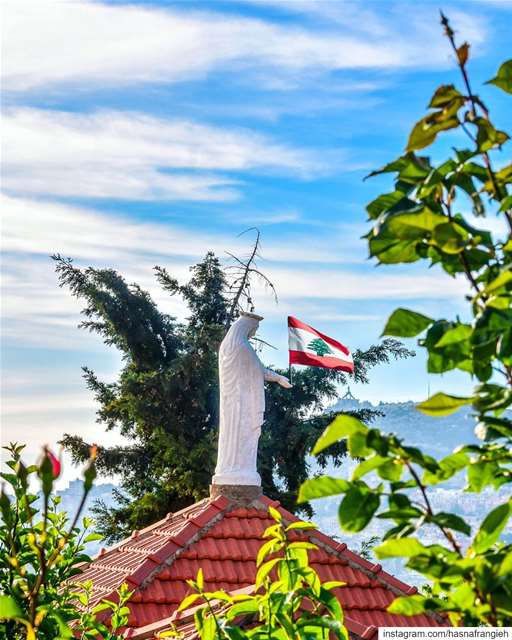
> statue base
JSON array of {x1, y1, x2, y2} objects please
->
[
  {"x1": 210, "y1": 483, "x2": 262, "y2": 506},
  {"x1": 211, "y1": 470, "x2": 261, "y2": 486}
]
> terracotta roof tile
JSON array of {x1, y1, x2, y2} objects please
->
[{"x1": 75, "y1": 495, "x2": 447, "y2": 637}]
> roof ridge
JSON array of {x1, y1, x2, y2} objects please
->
[
  {"x1": 87, "y1": 498, "x2": 213, "y2": 565},
  {"x1": 89, "y1": 496, "x2": 233, "y2": 609}
]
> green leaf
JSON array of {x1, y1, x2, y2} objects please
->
[
  {"x1": 366, "y1": 191, "x2": 413, "y2": 220},
  {"x1": 196, "y1": 567, "x2": 204, "y2": 590},
  {"x1": 288, "y1": 541, "x2": 318, "y2": 551},
  {"x1": 387, "y1": 595, "x2": 427, "y2": 615},
  {"x1": 369, "y1": 235, "x2": 421, "y2": 264},
  {"x1": 256, "y1": 539, "x2": 279, "y2": 566},
  {"x1": 352, "y1": 455, "x2": 388, "y2": 480},
  {"x1": 407, "y1": 114, "x2": 460, "y2": 152},
  {"x1": 285, "y1": 521, "x2": 318, "y2": 531},
  {"x1": 435, "y1": 324, "x2": 472, "y2": 347},
  {"x1": 499, "y1": 551, "x2": 512, "y2": 576},
  {"x1": 472, "y1": 500, "x2": 512, "y2": 553},
  {"x1": 338, "y1": 485, "x2": 380, "y2": 533},
  {"x1": 382, "y1": 308, "x2": 433, "y2": 338},
  {"x1": 225, "y1": 599, "x2": 260, "y2": 620},
  {"x1": 416, "y1": 392, "x2": 472, "y2": 416},
  {"x1": 0, "y1": 595, "x2": 24, "y2": 620},
  {"x1": 486, "y1": 59, "x2": 512, "y2": 94},
  {"x1": 375, "y1": 538, "x2": 427, "y2": 559},
  {"x1": 387, "y1": 208, "x2": 446, "y2": 240},
  {"x1": 312, "y1": 415, "x2": 367, "y2": 455},
  {"x1": 484, "y1": 270, "x2": 512, "y2": 295},
  {"x1": 38, "y1": 451, "x2": 55, "y2": 499},
  {"x1": 423, "y1": 451, "x2": 469, "y2": 485},
  {"x1": 432, "y1": 222, "x2": 468, "y2": 254},
  {"x1": 348, "y1": 430, "x2": 372, "y2": 458},
  {"x1": 475, "y1": 118, "x2": 509, "y2": 152},
  {"x1": 431, "y1": 512, "x2": 471, "y2": 536},
  {"x1": 365, "y1": 153, "x2": 430, "y2": 180},
  {"x1": 377, "y1": 459, "x2": 403, "y2": 481},
  {"x1": 467, "y1": 460, "x2": 500, "y2": 493},
  {"x1": 84, "y1": 533, "x2": 103, "y2": 543},
  {"x1": 451, "y1": 582, "x2": 475, "y2": 609},
  {"x1": 268, "y1": 505, "x2": 282, "y2": 523},
  {"x1": 322, "y1": 580, "x2": 346, "y2": 591},
  {"x1": 298, "y1": 476, "x2": 350, "y2": 503},
  {"x1": 255, "y1": 558, "x2": 280, "y2": 589},
  {"x1": 429, "y1": 84, "x2": 463, "y2": 108}
]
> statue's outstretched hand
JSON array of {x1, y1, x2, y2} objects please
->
[{"x1": 277, "y1": 375, "x2": 292, "y2": 389}]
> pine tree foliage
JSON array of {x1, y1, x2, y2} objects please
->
[{"x1": 54, "y1": 251, "x2": 413, "y2": 541}]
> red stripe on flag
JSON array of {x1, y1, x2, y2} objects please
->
[
  {"x1": 289, "y1": 350, "x2": 354, "y2": 373},
  {"x1": 288, "y1": 316, "x2": 351, "y2": 356}
]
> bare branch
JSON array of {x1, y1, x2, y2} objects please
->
[{"x1": 225, "y1": 228, "x2": 278, "y2": 326}]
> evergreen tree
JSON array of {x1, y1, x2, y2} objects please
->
[{"x1": 54, "y1": 252, "x2": 413, "y2": 541}]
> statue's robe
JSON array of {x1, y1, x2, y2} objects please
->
[{"x1": 213, "y1": 315, "x2": 280, "y2": 486}]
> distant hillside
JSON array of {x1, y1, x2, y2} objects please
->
[
  {"x1": 312, "y1": 391, "x2": 510, "y2": 585},
  {"x1": 328, "y1": 391, "x2": 478, "y2": 457}
]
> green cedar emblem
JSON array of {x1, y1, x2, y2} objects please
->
[{"x1": 307, "y1": 338, "x2": 334, "y2": 357}]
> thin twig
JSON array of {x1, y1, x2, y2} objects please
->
[
  {"x1": 405, "y1": 460, "x2": 462, "y2": 556},
  {"x1": 441, "y1": 12, "x2": 512, "y2": 234},
  {"x1": 226, "y1": 229, "x2": 261, "y2": 324},
  {"x1": 441, "y1": 200, "x2": 484, "y2": 297}
]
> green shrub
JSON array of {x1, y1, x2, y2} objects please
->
[
  {"x1": 300, "y1": 17, "x2": 512, "y2": 627},
  {"x1": 0, "y1": 443, "x2": 130, "y2": 639}
]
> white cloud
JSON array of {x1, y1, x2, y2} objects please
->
[
  {"x1": 227, "y1": 210, "x2": 302, "y2": 225},
  {"x1": 261, "y1": 265, "x2": 467, "y2": 303},
  {"x1": 2, "y1": 108, "x2": 320, "y2": 201},
  {"x1": 2, "y1": 194, "x2": 468, "y2": 350},
  {"x1": 2, "y1": 393, "x2": 96, "y2": 416},
  {"x1": 0, "y1": 193, "x2": 354, "y2": 348},
  {"x1": 2, "y1": 1, "x2": 488, "y2": 94},
  {"x1": 2, "y1": 194, "x2": 356, "y2": 265}
]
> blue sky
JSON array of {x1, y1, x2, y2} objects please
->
[{"x1": 2, "y1": 0, "x2": 511, "y2": 484}]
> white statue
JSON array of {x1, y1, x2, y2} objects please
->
[{"x1": 212, "y1": 312, "x2": 292, "y2": 487}]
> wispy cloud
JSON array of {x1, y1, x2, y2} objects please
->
[
  {"x1": 2, "y1": 194, "x2": 468, "y2": 349},
  {"x1": 2, "y1": 1, "x2": 488, "y2": 94},
  {"x1": 2, "y1": 194, "x2": 355, "y2": 265},
  {"x1": 2, "y1": 108, "x2": 322, "y2": 201}
]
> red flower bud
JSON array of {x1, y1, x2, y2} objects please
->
[{"x1": 44, "y1": 447, "x2": 61, "y2": 479}]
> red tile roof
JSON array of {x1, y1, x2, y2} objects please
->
[{"x1": 76, "y1": 494, "x2": 446, "y2": 639}]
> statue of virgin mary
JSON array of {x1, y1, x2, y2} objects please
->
[{"x1": 212, "y1": 312, "x2": 292, "y2": 487}]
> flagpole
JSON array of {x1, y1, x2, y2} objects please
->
[{"x1": 287, "y1": 315, "x2": 292, "y2": 385}]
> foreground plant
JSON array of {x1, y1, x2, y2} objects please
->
[
  {"x1": 300, "y1": 17, "x2": 512, "y2": 627},
  {"x1": 0, "y1": 443, "x2": 130, "y2": 639},
  {"x1": 170, "y1": 507, "x2": 348, "y2": 640}
]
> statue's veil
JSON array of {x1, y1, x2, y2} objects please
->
[{"x1": 220, "y1": 314, "x2": 260, "y2": 357}]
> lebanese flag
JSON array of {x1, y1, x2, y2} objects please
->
[{"x1": 288, "y1": 316, "x2": 354, "y2": 373}]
